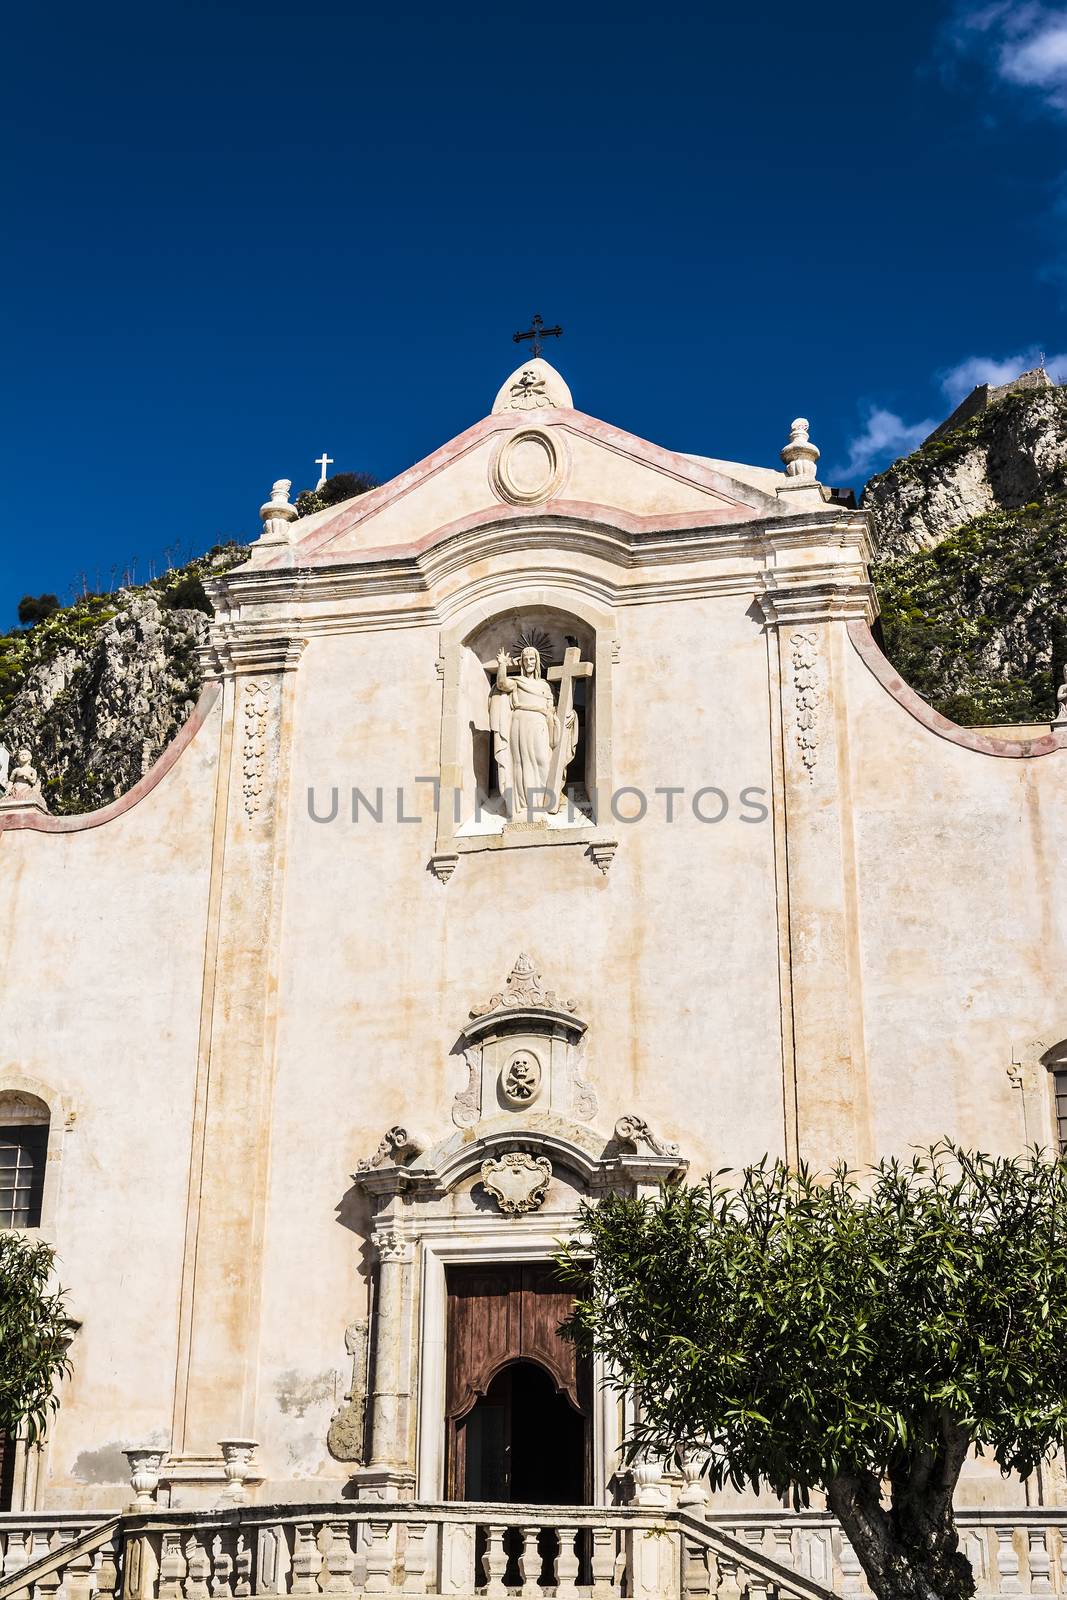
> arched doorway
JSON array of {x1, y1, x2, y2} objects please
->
[
  {"x1": 459, "y1": 1360, "x2": 586, "y2": 1503},
  {"x1": 445, "y1": 1263, "x2": 592, "y2": 1503}
]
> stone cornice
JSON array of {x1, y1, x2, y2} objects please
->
[
  {"x1": 199, "y1": 633, "x2": 308, "y2": 679},
  {"x1": 757, "y1": 577, "x2": 879, "y2": 628},
  {"x1": 198, "y1": 508, "x2": 877, "y2": 637}
]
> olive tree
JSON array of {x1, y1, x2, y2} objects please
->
[
  {"x1": 0, "y1": 1232, "x2": 72, "y2": 1443},
  {"x1": 558, "y1": 1146, "x2": 1067, "y2": 1600}
]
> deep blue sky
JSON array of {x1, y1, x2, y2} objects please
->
[{"x1": 3, "y1": 0, "x2": 1066, "y2": 623}]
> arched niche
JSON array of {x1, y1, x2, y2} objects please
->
[{"x1": 432, "y1": 588, "x2": 618, "y2": 878}]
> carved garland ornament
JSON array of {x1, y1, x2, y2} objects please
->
[
  {"x1": 480, "y1": 1151, "x2": 552, "y2": 1215},
  {"x1": 242, "y1": 681, "x2": 270, "y2": 816},
  {"x1": 790, "y1": 630, "x2": 820, "y2": 778}
]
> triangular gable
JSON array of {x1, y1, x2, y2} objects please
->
[{"x1": 272, "y1": 408, "x2": 781, "y2": 570}]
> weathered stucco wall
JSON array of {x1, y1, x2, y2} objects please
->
[{"x1": 0, "y1": 697, "x2": 221, "y2": 1506}]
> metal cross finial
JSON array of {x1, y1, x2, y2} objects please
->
[
  {"x1": 314, "y1": 452, "x2": 334, "y2": 489},
  {"x1": 513, "y1": 313, "x2": 562, "y2": 361}
]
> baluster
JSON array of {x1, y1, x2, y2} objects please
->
[
  {"x1": 482, "y1": 1526, "x2": 508, "y2": 1598},
  {"x1": 554, "y1": 1526, "x2": 580, "y2": 1600},
  {"x1": 747, "y1": 1571, "x2": 771, "y2": 1600},
  {"x1": 590, "y1": 1528, "x2": 616, "y2": 1598},
  {"x1": 402, "y1": 1522, "x2": 430, "y2": 1595},
  {"x1": 66, "y1": 1546, "x2": 95, "y2": 1600},
  {"x1": 4, "y1": 1531, "x2": 29, "y2": 1584},
  {"x1": 291, "y1": 1524, "x2": 321, "y2": 1597},
  {"x1": 995, "y1": 1527, "x2": 1023, "y2": 1595},
  {"x1": 1028, "y1": 1529, "x2": 1052, "y2": 1595},
  {"x1": 320, "y1": 1522, "x2": 354, "y2": 1594},
  {"x1": 518, "y1": 1526, "x2": 541, "y2": 1597},
  {"x1": 159, "y1": 1532, "x2": 188, "y2": 1600},
  {"x1": 364, "y1": 1522, "x2": 395, "y2": 1596},
  {"x1": 211, "y1": 1533, "x2": 234, "y2": 1599},
  {"x1": 185, "y1": 1535, "x2": 212, "y2": 1600},
  {"x1": 681, "y1": 1536, "x2": 712, "y2": 1600},
  {"x1": 97, "y1": 1535, "x2": 121, "y2": 1600},
  {"x1": 35, "y1": 1561, "x2": 63, "y2": 1600},
  {"x1": 771, "y1": 1528, "x2": 794, "y2": 1570},
  {"x1": 234, "y1": 1536, "x2": 252, "y2": 1600},
  {"x1": 714, "y1": 1552, "x2": 742, "y2": 1600}
]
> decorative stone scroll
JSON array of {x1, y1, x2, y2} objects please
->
[
  {"x1": 356, "y1": 1126, "x2": 423, "y2": 1172},
  {"x1": 614, "y1": 1115, "x2": 680, "y2": 1158},
  {"x1": 471, "y1": 952, "x2": 576, "y2": 1019},
  {"x1": 480, "y1": 1151, "x2": 552, "y2": 1215},
  {"x1": 327, "y1": 1320, "x2": 369, "y2": 1462}
]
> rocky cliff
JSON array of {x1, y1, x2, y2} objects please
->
[
  {"x1": 0, "y1": 546, "x2": 246, "y2": 813},
  {"x1": 866, "y1": 384, "x2": 1067, "y2": 726},
  {"x1": 864, "y1": 385, "x2": 1067, "y2": 556}
]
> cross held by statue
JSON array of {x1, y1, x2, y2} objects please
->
[
  {"x1": 513, "y1": 313, "x2": 562, "y2": 361},
  {"x1": 546, "y1": 645, "x2": 593, "y2": 807}
]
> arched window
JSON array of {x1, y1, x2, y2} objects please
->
[
  {"x1": 1042, "y1": 1044, "x2": 1067, "y2": 1154},
  {"x1": 0, "y1": 1092, "x2": 50, "y2": 1230}
]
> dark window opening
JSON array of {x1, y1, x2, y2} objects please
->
[
  {"x1": 0, "y1": 1431, "x2": 16, "y2": 1511},
  {"x1": 1054, "y1": 1066, "x2": 1067, "y2": 1153},
  {"x1": 0, "y1": 1125, "x2": 47, "y2": 1229}
]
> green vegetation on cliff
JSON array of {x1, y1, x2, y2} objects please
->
[
  {"x1": 873, "y1": 496, "x2": 1067, "y2": 725},
  {"x1": 0, "y1": 544, "x2": 247, "y2": 813}
]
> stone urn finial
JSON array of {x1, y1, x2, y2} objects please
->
[
  {"x1": 780, "y1": 417, "x2": 820, "y2": 481},
  {"x1": 257, "y1": 478, "x2": 299, "y2": 546},
  {"x1": 217, "y1": 1438, "x2": 258, "y2": 1506},
  {"x1": 124, "y1": 1447, "x2": 166, "y2": 1511}
]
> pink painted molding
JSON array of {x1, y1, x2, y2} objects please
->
[
  {"x1": 0, "y1": 680, "x2": 222, "y2": 834},
  {"x1": 266, "y1": 408, "x2": 783, "y2": 570},
  {"x1": 848, "y1": 619, "x2": 1067, "y2": 760}
]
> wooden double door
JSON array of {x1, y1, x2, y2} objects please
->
[{"x1": 445, "y1": 1263, "x2": 592, "y2": 1503}]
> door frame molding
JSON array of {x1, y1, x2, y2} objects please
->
[{"x1": 417, "y1": 1226, "x2": 621, "y2": 1504}]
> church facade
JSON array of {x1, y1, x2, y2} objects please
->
[{"x1": 2, "y1": 357, "x2": 1067, "y2": 1553}]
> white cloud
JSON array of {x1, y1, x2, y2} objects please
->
[
  {"x1": 939, "y1": 348, "x2": 1067, "y2": 404},
  {"x1": 954, "y1": 3, "x2": 1067, "y2": 111},
  {"x1": 999, "y1": 9, "x2": 1067, "y2": 105},
  {"x1": 828, "y1": 408, "x2": 937, "y2": 484},
  {"x1": 828, "y1": 348, "x2": 1065, "y2": 485}
]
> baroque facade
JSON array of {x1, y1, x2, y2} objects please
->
[{"x1": 1, "y1": 358, "x2": 1067, "y2": 1597}]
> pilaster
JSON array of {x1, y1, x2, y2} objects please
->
[
  {"x1": 349, "y1": 1229, "x2": 417, "y2": 1501},
  {"x1": 169, "y1": 633, "x2": 306, "y2": 1490},
  {"x1": 760, "y1": 513, "x2": 876, "y2": 1171}
]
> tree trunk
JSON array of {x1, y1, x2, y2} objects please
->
[{"x1": 827, "y1": 1471, "x2": 975, "y2": 1600}]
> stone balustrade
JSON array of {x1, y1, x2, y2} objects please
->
[
  {"x1": 0, "y1": 1514, "x2": 121, "y2": 1600},
  {"x1": 0, "y1": 1505, "x2": 833, "y2": 1600},
  {"x1": 706, "y1": 1509, "x2": 1067, "y2": 1597},
  {"x1": 2, "y1": 1504, "x2": 1064, "y2": 1600}
]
